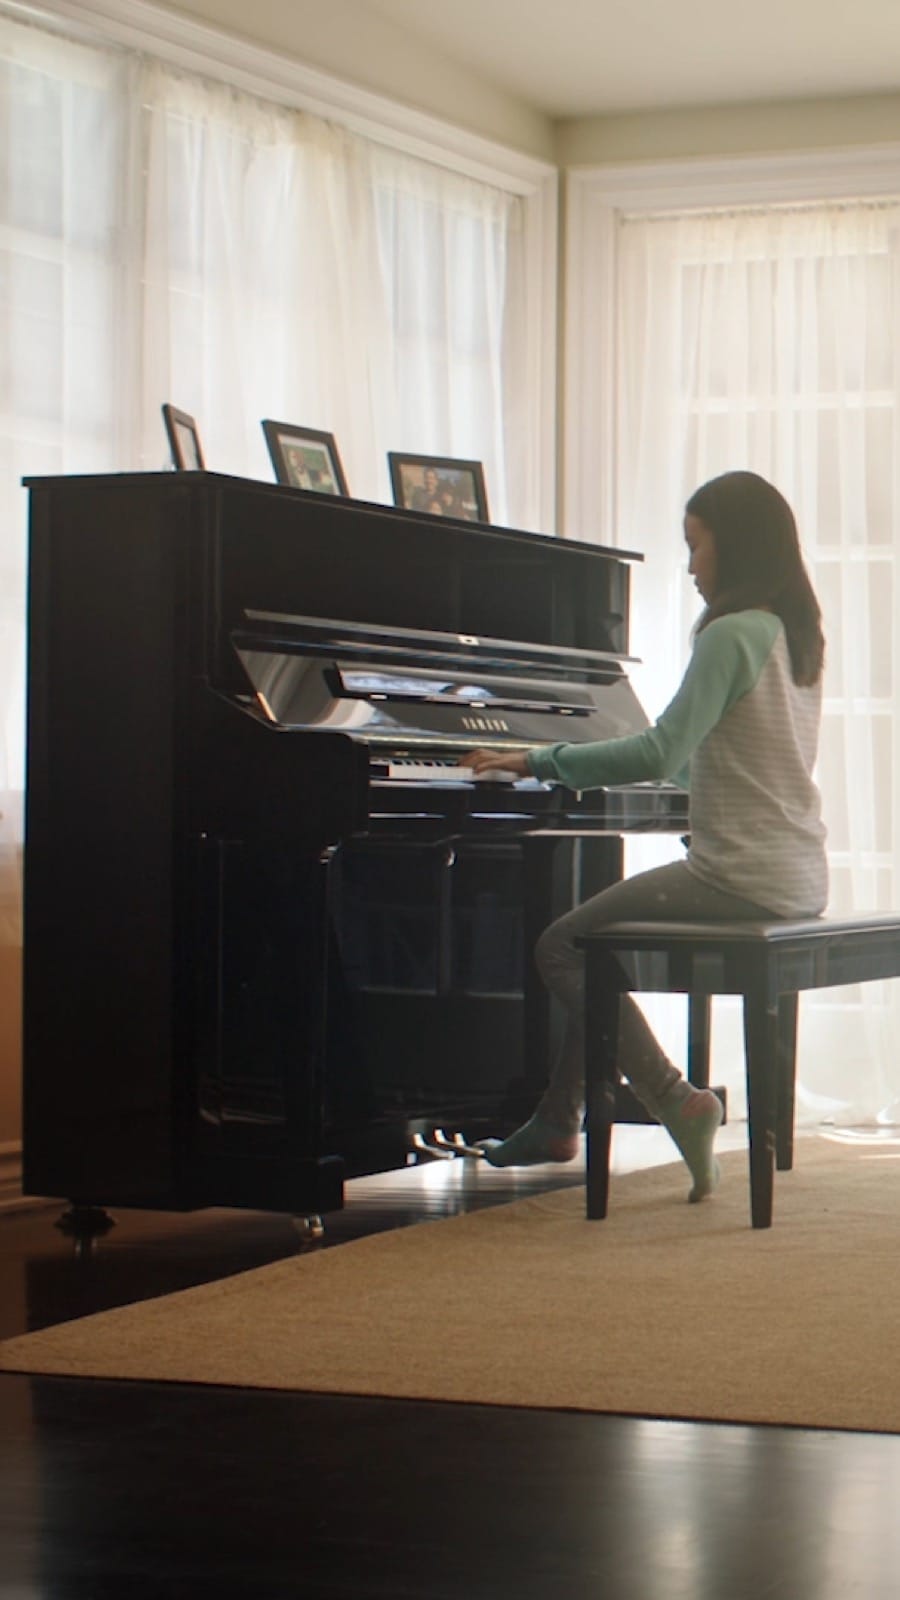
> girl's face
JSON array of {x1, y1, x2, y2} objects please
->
[{"x1": 684, "y1": 514, "x2": 718, "y2": 603}]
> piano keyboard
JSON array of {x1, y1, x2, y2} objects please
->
[{"x1": 385, "y1": 758, "x2": 532, "y2": 785}]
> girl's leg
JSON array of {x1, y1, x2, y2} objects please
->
[{"x1": 481, "y1": 861, "x2": 770, "y2": 1199}]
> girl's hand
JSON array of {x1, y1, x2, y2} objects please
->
[{"x1": 461, "y1": 748, "x2": 531, "y2": 777}]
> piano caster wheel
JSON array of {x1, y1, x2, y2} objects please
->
[
  {"x1": 55, "y1": 1205, "x2": 116, "y2": 1250},
  {"x1": 292, "y1": 1214, "x2": 325, "y2": 1243}
]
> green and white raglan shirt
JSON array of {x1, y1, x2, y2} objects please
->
[{"x1": 527, "y1": 610, "x2": 828, "y2": 918}]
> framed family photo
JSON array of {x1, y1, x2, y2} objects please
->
[
  {"x1": 262, "y1": 419, "x2": 349, "y2": 496},
  {"x1": 388, "y1": 452, "x2": 489, "y2": 523},
  {"x1": 161, "y1": 403, "x2": 206, "y2": 471}
]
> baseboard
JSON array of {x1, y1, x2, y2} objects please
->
[{"x1": 0, "y1": 1141, "x2": 51, "y2": 1215}]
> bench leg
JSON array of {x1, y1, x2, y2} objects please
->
[
  {"x1": 776, "y1": 994, "x2": 799, "y2": 1171},
  {"x1": 743, "y1": 985, "x2": 779, "y2": 1228},
  {"x1": 687, "y1": 994, "x2": 711, "y2": 1088},
  {"x1": 584, "y1": 954, "x2": 622, "y2": 1220}
]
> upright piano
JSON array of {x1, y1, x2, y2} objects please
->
[{"x1": 23, "y1": 472, "x2": 688, "y2": 1220}]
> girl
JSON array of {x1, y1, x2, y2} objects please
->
[{"x1": 464, "y1": 470, "x2": 827, "y2": 1201}]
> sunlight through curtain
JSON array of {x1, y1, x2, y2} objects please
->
[{"x1": 615, "y1": 201, "x2": 900, "y2": 1124}]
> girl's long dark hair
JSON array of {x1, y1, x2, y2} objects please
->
[{"x1": 686, "y1": 470, "x2": 825, "y2": 687}]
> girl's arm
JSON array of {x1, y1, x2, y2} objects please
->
[{"x1": 516, "y1": 612, "x2": 779, "y2": 792}]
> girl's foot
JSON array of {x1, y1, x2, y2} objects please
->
[
  {"x1": 477, "y1": 1114, "x2": 581, "y2": 1168},
  {"x1": 656, "y1": 1084, "x2": 724, "y2": 1201}
]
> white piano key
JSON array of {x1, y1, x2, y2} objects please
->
[{"x1": 385, "y1": 759, "x2": 534, "y2": 785}]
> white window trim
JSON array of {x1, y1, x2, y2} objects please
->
[
  {"x1": 4, "y1": 0, "x2": 560, "y2": 532},
  {"x1": 563, "y1": 146, "x2": 900, "y2": 545}
]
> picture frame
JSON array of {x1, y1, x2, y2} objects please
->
[
  {"x1": 161, "y1": 403, "x2": 206, "y2": 471},
  {"x1": 262, "y1": 419, "x2": 349, "y2": 496},
  {"x1": 387, "y1": 452, "x2": 489, "y2": 524}
]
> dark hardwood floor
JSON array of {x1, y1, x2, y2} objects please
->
[{"x1": 2, "y1": 1143, "x2": 900, "y2": 1599}]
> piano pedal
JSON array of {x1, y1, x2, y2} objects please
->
[
  {"x1": 411, "y1": 1131, "x2": 456, "y2": 1161},
  {"x1": 433, "y1": 1129, "x2": 486, "y2": 1158}
]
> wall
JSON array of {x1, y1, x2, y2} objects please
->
[
  {"x1": 154, "y1": 0, "x2": 555, "y2": 159},
  {"x1": 0, "y1": 795, "x2": 22, "y2": 1157},
  {"x1": 555, "y1": 91, "x2": 900, "y2": 167}
]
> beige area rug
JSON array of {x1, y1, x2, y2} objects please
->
[{"x1": 3, "y1": 1134, "x2": 900, "y2": 1433}]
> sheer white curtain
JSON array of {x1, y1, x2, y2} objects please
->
[
  {"x1": 613, "y1": 201, "x2": 900, "y2": 1124},
  {"x1": 1, "y1": 11, "x2": 537, "y2": 783},
  {"x1": 137, "y1": 67, "x2": 393, "y2": 490},
  {"x1": 137, "y1": 68, "x2": 527, "y2": 519},
  {"x1": 1, "y1": 21, "x2": 131, "y2": 791},
  {"x1": 369, "y1": 146, "x2": 523, "y2": 525}
]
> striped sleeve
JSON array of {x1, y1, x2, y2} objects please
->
[{"x1": 527, "y1": 612, "x2": 781, "y2": 790}]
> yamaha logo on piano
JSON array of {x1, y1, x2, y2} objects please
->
[{"x1": 461, "y1": 715, "x2": 510, "y2": 732}]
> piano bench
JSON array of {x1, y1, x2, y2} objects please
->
[{"x1": 576, "y1": 914, "x2": 900, "y2": 1229}]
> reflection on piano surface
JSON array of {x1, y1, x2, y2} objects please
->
[{"x1": 23, "y1": 472, "x2": 688, "y2": 1220}]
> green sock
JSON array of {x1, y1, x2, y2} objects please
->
[
  {"x1": 656, "y1": 1083, "x2": 724, "y2": 1202},
  {"x1": 478, "y1": 1114, "x2": 581, "y2": 1168}
]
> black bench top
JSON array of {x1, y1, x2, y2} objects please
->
[{"x1": 577, "y1": 914, "x2": 900, "y2": 946}]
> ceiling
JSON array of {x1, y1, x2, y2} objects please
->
[{"x1": 361, "y1": 0, "x2": 900, "y2": 118}]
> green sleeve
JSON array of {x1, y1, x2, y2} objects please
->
[{"x1": 527, "y1": 611, "x2": 780, "y2": 790}]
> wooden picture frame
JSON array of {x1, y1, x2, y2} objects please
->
[
  {"x1": 262, "y1": 420, "x2": 349, "y2": 496},
  {"x1": 161, "y1": 404, "x2": 206, "y2": 471},
  {"x1": 387, "y1": 452, "x2": 489, "y2": 523}
]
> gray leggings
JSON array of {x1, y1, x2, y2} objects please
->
[{"x1": 534, "y1": 859, "x2": 770, "y2": 1126}]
